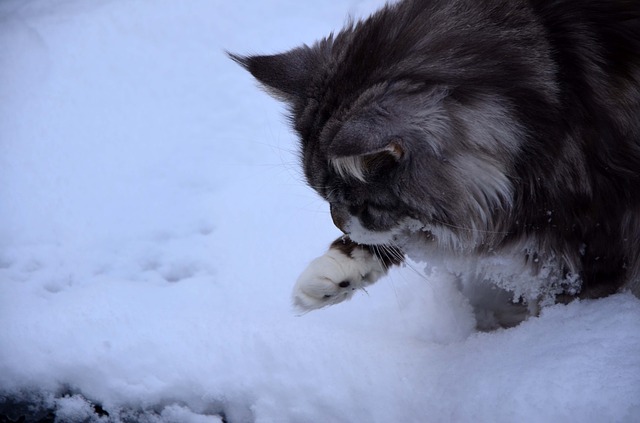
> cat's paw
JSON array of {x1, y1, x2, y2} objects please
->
[{"x1": 293, "y1": 247, "x2": 386, "y2": 311}]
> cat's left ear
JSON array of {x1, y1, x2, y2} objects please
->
[
  {"x1": 328, "y1": 114, "x2": 405, "y2": 160},
  {"x1": 228, "y1": 47, "x2": 318, "y2": 102},
  {"x1": 327, "y1": 116, "x2": 405, "y2": 180}
]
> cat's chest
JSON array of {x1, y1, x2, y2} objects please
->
[{"x1": 403, "y1": 233, "x2": 581, "y2": 302}]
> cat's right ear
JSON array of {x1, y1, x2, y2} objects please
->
[{"x1": 227, "y1": 47, "x2": 316, "y2": 102}]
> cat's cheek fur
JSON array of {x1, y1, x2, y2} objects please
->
[
  {"x1": 344, "y1": 217, "x2": 398, "y2": 245},
  {"x1": 293, "y1": 247, "x2": 386, "y2": 311},
  {"x1": 345, "y1": 216, "x2": 425, "y2": 246}
]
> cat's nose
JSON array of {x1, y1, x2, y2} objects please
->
[{"x1": 330, "y1": 203, "x2": 349, "y2": 233}]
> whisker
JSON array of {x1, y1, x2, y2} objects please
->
[
  {"x1": 430, "y1": 216, "x2": 511, "y2": 235},
  {"x1": 377, "y1": 242, "x2": 426, "y2": 280},
  {"x1": 379, "y1": 246, "x2": 398, "y2": 268},
  {"x1": 372, "y1": 245, "x2": 386, "y2": 271},
  {"x1": 380, "y1": 244, "x2": 405, "y2": 263}
]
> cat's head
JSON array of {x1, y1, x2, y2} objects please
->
[{"x1": 230, "y1": 4, "x2": 554, "y2": 249}]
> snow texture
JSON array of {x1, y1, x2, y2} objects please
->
[{"x1": 1, "y1": 0, "x2": 639, "y2": 422}]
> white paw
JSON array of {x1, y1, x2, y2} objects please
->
[{"x1": 293, "y1": 248, "x2": 386, "y2": 311}]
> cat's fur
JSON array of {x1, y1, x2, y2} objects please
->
[{"x1": 231, "y1": 0, "x2": 640, "y2": 327}]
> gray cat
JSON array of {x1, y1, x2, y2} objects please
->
[{"x1": 232, "y1": 0, "x2": 640, "y2": 328}]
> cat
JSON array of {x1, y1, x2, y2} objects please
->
[{"x1": 231, "y1": 0, "x2": 640, "y2": 328}]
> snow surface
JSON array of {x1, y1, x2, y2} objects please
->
[{"x1": 1, "y1": 0, "x2": 639, "y2": 422}]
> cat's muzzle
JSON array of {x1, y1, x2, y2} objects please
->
[{"x1": 330, "y1": 202, "x2": 349, "y2": 233}]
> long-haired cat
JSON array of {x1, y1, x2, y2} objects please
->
[{"x1": 231, "y1": 0, "x2": 640, "y2": 328}]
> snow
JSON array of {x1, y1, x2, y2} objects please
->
[{"x1": 1, "y1": 0, "x2": 639, "y2": 422}]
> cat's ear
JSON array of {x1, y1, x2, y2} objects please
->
[
  {"x1": 328, "y1": 117, "x2": 405, "y2": 181},
  {"x1": 228, "y1": 47, "x2": 317, "y2": 102},
  {"x1": 328, "y1": 115, "x2": 405, "y2": 160}
]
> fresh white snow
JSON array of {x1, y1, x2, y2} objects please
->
[{"x1": 1, "y1": 0, "x2": 639, "y2": 422}]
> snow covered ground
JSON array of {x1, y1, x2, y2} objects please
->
[{"x1": 1, "y1": 0, "x2": 639, "y2": 422}]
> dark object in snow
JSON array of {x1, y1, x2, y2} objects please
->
[
  {"x1": 0, "y1": 394, "x2": 228, "y2": 423},
  {"x1": 0, "y1": 397, "x2": 54, "y2": 423}
]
